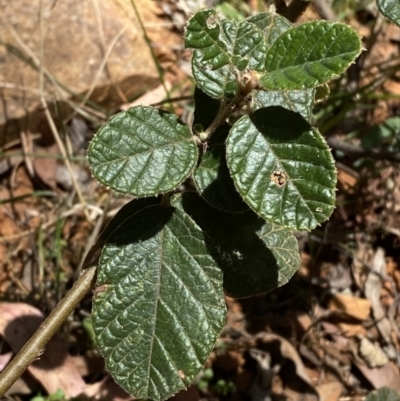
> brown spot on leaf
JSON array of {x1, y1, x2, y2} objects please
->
[
  {"x1": 271, "y1": 170, "x2": 287, "y2": 187},
  {"x1": 94, "y1": 284, "x2": 108, "y2": 297}
]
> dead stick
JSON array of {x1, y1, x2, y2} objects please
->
[{"x1": 0, "y1": 266, "x2": 97, "y2": 397}]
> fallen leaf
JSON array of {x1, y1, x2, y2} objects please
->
[
  {"x1": 0, "y1": 352, "x2": 12, "y2": 371},
  {"x1": 0, "y1": 302, "x2": 86, "y2": 397},
  {"x1": 365, "y1": 248, "x2": 396, "y2": 358},
  {"x1": 120, "y1": 83, "x2": 171, "y2": 110},
  {"x1": 358, "y1": 337, "x2": 389, "y2": 368},
  {"x1": 327, "y1": 293, "x2": 370, "y2": 336},
  {"x1": 255, "y1": 333, "x2": 319, "y2": 401},
  {"x1": 84, "y1": 377, "x2": 134, "y2": 401},
  {"x1": 328, "y1": 293, "x2": 371, "y2": 321},
  {"x1": 353, "y1": 360, "x2": 400, "y2": 392},
  {"x1": 316, "y1": 382, "x2": 342, "y2": 401},
  {"x1": 32, "y1": 143, "x2": 59, "y2": 190}
]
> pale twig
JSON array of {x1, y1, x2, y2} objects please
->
[
  {"x1": 0, "y1": 82, "x2": 54, "y2": 100},
  {"x1": 38, "y1": 0, "x2": 89, "y2": 220},
  {"x1": 89, "y1": 0, "x2": 127, "y2": 103},
  {"x1": 79, "y1": 26, "x2": 126, "y2": 107},
  {"x1": 0, "y1": 204, "x2": 98, "y2": 244},
  {"x1": 130, "y1": 0, "x2": 171, "y2": 103}
]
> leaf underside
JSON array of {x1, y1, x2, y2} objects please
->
[
  {"x1": 88, "y1": 106, "x2": 198, "y2": 196},
  {"x1": 92, "y1": 203, "x2": 226, "y2": 401},
  {"x1": 226, "y1": 106, "x2": 337, "y2": 231}
]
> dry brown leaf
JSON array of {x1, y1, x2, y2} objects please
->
[
  {"x1": 316, "y1": 382, "x2": 342, "y2": 401},
  {"x1": 328, "y1": 293, "x2": 371, "y2": 320},
  {"x1": 84, "y1": 379, "x2": 134, "y2": 401},
  {"x1": 353, "y1": 360, "x2": 400, "y2": 392},
  {"x1": 358, "y1": 337, "x2": 389, "y2": 368},
  {"x1": 255, "y1": 333, "x2": 319, "y2": 401},
  {"x1": 120, "y1": 83, "x2": 172, "y2": 111},
  {"x1": 327, "y1": 293, "x2": 370, "y2": 336},
  {"x1": 32, "y1": 143, "x2": 59, "y2": 190},
  {"x1": 0, "y1": 352, "x2": 12, "y2": 371},
  {"x1": 0, "y1": 302, "x2": 86, "y2": 397},
  {"x1": 365, "y1": 248, "x2": 395, "y2": 358}
]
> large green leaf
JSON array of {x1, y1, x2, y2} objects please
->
[
  {"x1": 92, "y1": 203, "x2": 226, "y2": 401},
  {"x1": 377, "y1": 0, "x2": 400, "y2": 26},
  {"x1": 251, "y1": 88, "x2": 316, "y2": 121},
  {"x1": 175, "y1": 192, "x2": 300, "y2": 298},
  {"x1": 259, "y1": 21, "x2": 362, "y2": 90},
  {"x1": 226, "y1": 106, "x2": 337, "y2": 230},
  {"x1": 246, "y1": 12, "x2": 292, "y2": 48},
  {"x1": 185, "y1": 9, "x2": 267, "y2": 98},
  {"x1": 88, "y1": 106, "x2": 198, "y2": 196}
]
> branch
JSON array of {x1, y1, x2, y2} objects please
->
[{"x1": 0, "y1": 265, "x2": 97, "y2": 397}]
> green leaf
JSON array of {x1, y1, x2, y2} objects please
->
[
  {"x1": 175, "y1": 192, "x2": 300, "y2": 298},
  {"x1": 250, "y1": 88, "x2": 315, "y2": 121},
  {"x1": 88, "y1": 106, "x2": 198, "y2": 196},
  {"x1": 192, "y1": 53, "x2": 238, "y2": 99},
  {"x1": 98, "y1": 197, "x2": 160, "y2": 243},
  {"x1": 185, "y1": 9, "x2": 267, "y2": 98},
  {"x1": 246, "y1": 12, "x2": 292, "y2": 48},
  {"x1": 365, "y1": 387, "x2": 400, "y2": 401},
  {"x1": 92, "y1": 204, "x2": 226, "y2": 401},
  {"x1": 377, "y1": 0, "x2": 400, "y2": 26},
  {"x1": 259, "y1": 21, "x2": 362, "y2": 90},
  {"x1": 193, "y1": 127, "x2": 248, "y2": 212},
  {"x1": 226, "y1": 106, "x2": 337, "y2": 230}
]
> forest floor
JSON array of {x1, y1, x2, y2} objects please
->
[{"x1": 1, "y1": 1, "x2": 400, "y2": 400}]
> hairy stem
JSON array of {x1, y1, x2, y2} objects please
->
[
  {"x1": 0, "y1": 266, "x2": 97, "y2": 397},
  {"x1": 203, "y1": 96, "x2": 239, "y2": 140}
]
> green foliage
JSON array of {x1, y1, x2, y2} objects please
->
[
  {"x1": 259, "y1": 21, "x2": 362, "y2": 90},
  {"x1": 365, "y1": 387, "x2": 400, "y2": 401},
  {"x1": 88, "y1": 106, "x2": 198, "y2": 196},
  {"x1": 31, "y1": 390, "x2": 66, "y2": 401},
  {"x1": 92, "y1": 201, "x2": 225, "y2": 400},
  {"x1": 362, "y1": 117, "x2": 400, "y2": 151},
  {"x1": 376, "y1": 0, "x2": 400, "y2": 26},
  {"x1": 87, "y1": 7, "x2": 362, "y2": 401}
]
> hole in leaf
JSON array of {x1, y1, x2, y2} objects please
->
[
  {"x1": 271, "y1": 170, "x2": 287, "y2": 187},
  {"x1": 206, "y1": 14, "x2": 218, "y2": 29}
]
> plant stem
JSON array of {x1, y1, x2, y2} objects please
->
[
  {"x1": 0, "y1": 265, "x2": 97, "y2": 397},
  {"x1": 203, "y1": 97, "x2": 239, "y2": 140}
]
